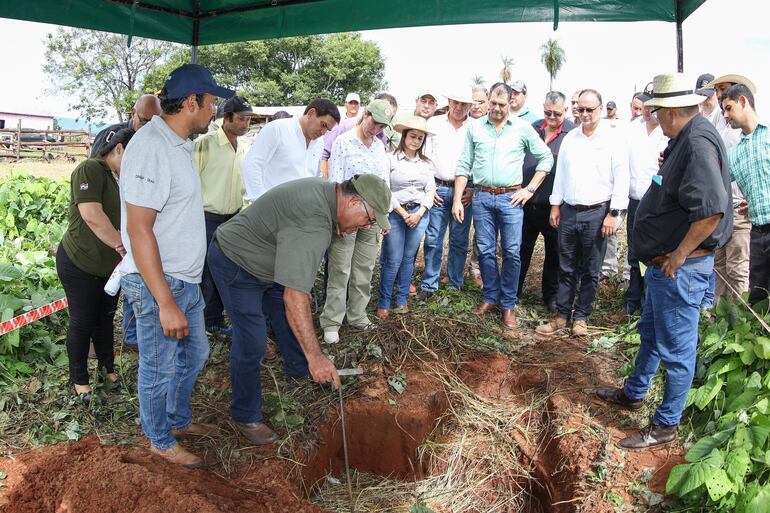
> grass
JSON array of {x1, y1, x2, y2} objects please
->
[{"x1": 0, "y1": 156, "x2": 85, "y2": 180}]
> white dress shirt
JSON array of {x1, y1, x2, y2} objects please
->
[
  {"x1": 424, "y1": 114, "x2": 472, "y2": 181},
  {"x1": 328, "y1": 128, "x2": 389, "y2": 184},
  {"x1": 628, "y1": 117, "x2": 669, "y2": 200},
  {"x1": 241, "y1": 118, "x2": 323, "y2": 201},
  {"x1": 550, "y1": 120, "x2": 630, "y2": 210},
  {"x1": 705, "y1": 109, "x2": 745, "y2": 206}
]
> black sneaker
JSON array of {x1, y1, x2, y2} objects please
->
[
  {"x1": 415, "y1": 290, "x2": 434, "y2": 302},
  {"x1": 595, "y1": 387, "x2": 644, "y2": 411},
  {"x1": 618, "y1": 423, "x2": 677, "y2": 450}
]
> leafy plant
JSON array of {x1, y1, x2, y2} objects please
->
[{"x1": 263, "y1": 391, "x2": 305, "y2": 430}]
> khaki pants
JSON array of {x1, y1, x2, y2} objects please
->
[
  {"x1": 714, "y1": 209, "x2": 751, "y2": 301},
  {"x1": 320, "y1": 227, "x2": 379, "y2": 330}
]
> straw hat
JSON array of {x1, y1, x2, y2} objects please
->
[
  {"x1": 644, "y1": 73, "x2": 707, "y2": 108},
  {"x1": 443, "y1": 92, "x2": 474, "y2": 104},
  {"x1": 704, "y1": 74, "x2": 757, "y2": 94},
  {"x1": 394, "y1": 115, "x2": 434, "y2": 136}
]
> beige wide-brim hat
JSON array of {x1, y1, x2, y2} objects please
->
[
  {"x1": 394, "y1": 115, "x2": 434, "y2": 136},
  {"x1": 443, "y1": 92, "x2": 474, "y2": 104},
  {"x1": 704, "y1": 74, "x2": 757, "y2": 94},
  {"x1": 644, "y1": 73, "x2": 707, "y2": 108}
]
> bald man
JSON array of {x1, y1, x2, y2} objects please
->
[{"x1": 90, "y1": 94, "x2": 162, "y2": 157}]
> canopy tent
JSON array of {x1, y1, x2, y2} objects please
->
[{"x1": 0, "y1": 0, "x2": 708, "y2": 69}]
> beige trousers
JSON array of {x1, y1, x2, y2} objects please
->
[{"x1": 714, "y1": 209, "x2": 751, "y2": 301}]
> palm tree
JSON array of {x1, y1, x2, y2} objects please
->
[
  {"x1": 540, "y1": 38, "x2": 566, "y2": 90},
  {"x1": 499, "y1": 56, "x2": 515, "y2": 85},
  {"x1": 471, "y1": 74, "x2": 486, "y2": 86}
]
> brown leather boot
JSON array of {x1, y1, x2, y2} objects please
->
[
  {"x1": 235, "y1": 421, "x2": 279, "y2": 445},
  {"x1": 502, "y1": 309, "x2": 517, "y2": 329},
  {"x1": 151, "y1": 443, "x2": 203, "y2": 468},
  {"x1": 595, "y1": 387, "x2": 644, "y2": 411},
  {"x1": 172, "y1": 422, "x2": 220, "y2": 439},
  {"x1": 473, "y1": 303, "x2": 497, "y2": 316},
  {"x1": 535, "y1": 317, "x2": 568, "y2": 335},
  {"x1": 572, "y1": 320, "x2": 589, "y2": 337},
  {"x1": 376, "y1": 308, "x2": 390, "y2": 320},
  {"x1": 618, "y1": 424, "x2": 677, "y2": 450}
]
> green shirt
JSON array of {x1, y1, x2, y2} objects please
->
[
  {"x1": 216, "y1": 178, "x2": 336, "y2": 293},
  {"x1": 729, "y1": 122, "x2": 770, "y2": 226},
  {"x1": 61, "y1": 158, "x2": 121, "y2": 277},
  {"x1": 456, "y1": 114, "x2": 553, "y2": 187}
]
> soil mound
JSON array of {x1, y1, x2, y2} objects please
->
[{"x1": 0, "y1": 437, "x2": 326, "y2": 513}]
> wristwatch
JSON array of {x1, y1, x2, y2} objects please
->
[
  {"x1": 609, "y1": 209, "x2": 620, "y2": 217},
  {"x1": 526, "y1": 185, "x2": 536, "y2": 193}
]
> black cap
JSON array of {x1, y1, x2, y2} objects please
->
[
  {"x1": 222, "y1": 95, "x2": 254, "y2": 115},
  {"x1": 695, "y1": 73, "x2": 715, "y2": 97},
  {"x1": 607, "y1": 101, "x2": 617, "y2": 110}
]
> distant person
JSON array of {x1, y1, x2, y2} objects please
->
[
  {"x1": 194, "y1": 95, "x2": 254, "y2": 337},
  {"x1": 453, "y1": 82, "x2": 553, "y2": 332},
  {"x1": 570, "y1": 90, "x2": 582, "y2": 125},
  {"x1": 605, "y1": 101, "x2": 619, "y2": 120},
  {"x1": 241, "y1": 99, "x2": 339, "y2": 201},
  {"x1": 414, "y1": 91, "x2": 439, "y2": 120},
  {"x1": 344, "y1": 93, "x2": 361, "y2": 118},
  {"x1": 120, "y1": 64, "x2": 234, "y2": 468},
  {"x1": 377, "y1": 116, "x2": 435, "y2": 319},
  {"x1": 90, "y1": 95, "x2": 160, "y2": 157},
  {"x1": 270, "y1": 110, "x2": 291, "y2": 122},
  {"x1": 629, "y1": 93, "x2": 645, "y2": 120},
  {"x1": 518, "y1": 91, "x2": 576, "y2": 314},
  {"x1": 509, "y1": 81, "x2": 539, "y2": 123},
  {"x1": 470, "y1": 86, "x2": 489, "y2": 119},
  {"x1": 57, "y1": 128, "x2": 135, "y2": 403}
]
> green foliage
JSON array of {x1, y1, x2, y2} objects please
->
[
  {"x1": 44, "y1": 28, "x2": 177, "y2": 121},
  {"x1": 409, "y1": 501, "x2": 435, "y2": 513},
  {"x1": 388, "y1": 369, "x2": 407, "y2": 395},
  {"x1": 263, "y1": 391, "x2": 305, "y2": 430},
  {"x1": 665, "y1": 300, "x2": 770, "y2": 510},
  {"x1": 0, "y1": 173, "x2": 70, "y2": 384},
  {"x1": 143, "y1": 33, "x2": 386, "y2": 106}
]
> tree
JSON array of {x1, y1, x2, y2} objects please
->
[
  {"x1": 499, "y1": 56, "x2": 515, "y2": 85},
  {"x1": 471, "y1": 74, "x2": 486, "y2": 86},
  {"x1": 144, "y1": 33, "x2": 386, "y2": 106},
  {"x1": 44, "y1": 28, "x2": 176, "y2": 122},
  {"x1": 539, "y1": 38, "x2": 566, "y2": 91}
]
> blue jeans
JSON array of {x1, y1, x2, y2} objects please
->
[
  {"x1": 379, "y1": 207, "x2": 430, "y2": 309},
  {"x1": 202, "y1": 217, "x2": 227, "y2": 327},
  {"x1": 421, "y1": 185, "x2": 471, "y2": 291},
  {"x1": 121, "y1": 299, "x2": 137, "y2": 346},
  {"x1": 207, "y1": 239, "x2": 309, "y2": 423},
  {"x1": 121, "y1": 272, "x2": 210, "y2": 450},
  {"x1": 472, "y1": 189, "x2": 524, "y2": 309},
  {"x1": 624, "y1": 255, "x2": 713, "y2": 426}
]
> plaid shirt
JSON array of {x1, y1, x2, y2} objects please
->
[{"x1": 729, "y1": 122, "x2": 770, "y2": 226}]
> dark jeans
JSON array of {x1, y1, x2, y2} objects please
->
[
  {"x1": 518, "y1": 203, "x2": 559, "y2": 304},
  {"x1": 749, "y1": 226, "x2": 770, "y2": 307},
  {"x1": 55, "y1": 245, "x2": 118, "y2": 385},
  {"x1": 206, "y1": 239, "x2": 309, "y2": 423},
  {"x1": 555, "y1": 203, "x2": 608, "y2": 321},
  {"x1": 202, "y1": 214, "x2": 234, "y2": 327},
  {"x1": 626, "y1": 198, "x2": 644, "y2": 313}
]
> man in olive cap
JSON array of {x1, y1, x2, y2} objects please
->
[{"x1": 209, "y1": 174, "x2": 391, "y2": 445}]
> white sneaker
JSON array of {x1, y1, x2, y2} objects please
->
[{"x1": 323, "y1": 329, "x2": 340, "y2": 344}]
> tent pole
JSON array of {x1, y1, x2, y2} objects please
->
[
  {"x1": 191, "y1": 45, "x2": 198, "y2": 64},
  {"x1": 191, "y1": 0, "x2": 201, "y2": 64},
  {"x1": 675, "y1": 0, "x2": 683, "y2": 72}
]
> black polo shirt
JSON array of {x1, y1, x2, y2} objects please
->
[
  {"x1": 522, "y1": 118, "x2": 577, "y2": 206},
  {"x1": 633, "y1": 115, "x2": 733, "y2": 263}
]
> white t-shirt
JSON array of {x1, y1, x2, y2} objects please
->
[{"x1": 424, "y1": 114, "x2": 472, "y2": 182}]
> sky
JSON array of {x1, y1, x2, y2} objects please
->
[{"x1": 0, "y1": 0, "x2": 768, "y2": 121}]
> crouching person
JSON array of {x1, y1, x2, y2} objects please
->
[
  {"x1": 208, "y1": 175, "x2": 391, "y2": 444},
  {"x1": 596, "y1": 74, "x2": 733, "y2": 449},
  {"x1": 121, "y1": 65, "x2": 235, "y2": 467}
]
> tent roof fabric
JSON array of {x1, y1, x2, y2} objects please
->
[{"x1": 1, "y1": 0, "x2": 708, "y2": 46}]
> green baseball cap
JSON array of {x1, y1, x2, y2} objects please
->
[
  {"x1": 366, "y1": 99, "x2": 395, "y2": 127},
  {"x1": 351, "y1": 174, "x2": 392, "y2": 230}
]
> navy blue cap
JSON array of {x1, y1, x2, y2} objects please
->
[{"x1": 163, "y1": 64, "x2": 235, "y2": 100}]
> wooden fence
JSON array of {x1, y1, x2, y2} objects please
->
[{"x1": 0, "y1": 121, "x2": 91, "y2": 160}]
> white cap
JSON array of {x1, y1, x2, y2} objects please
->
[{"x1": 345, "y1": 93, "x2": 361, "y2": 103}]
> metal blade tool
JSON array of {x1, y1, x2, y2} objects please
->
[{"x1": 337, "y1": 367, "x2": 363, "y2": 512}]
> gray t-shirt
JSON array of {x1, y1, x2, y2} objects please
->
[
  {"x1": 119, "y1": 115, "x2": 206, "y2": 283},
  {"x1": 216, "y1": 178, "x2": 336, "y2": 293}
]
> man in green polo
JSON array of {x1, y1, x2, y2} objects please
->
[{"x1": 207, "y1": 174, "x2": 391, "y2": 445}]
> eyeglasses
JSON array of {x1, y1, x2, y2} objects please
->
[
  {"x1": 361, "y1": 202, "x2": 376, "y2": 228},
  {"x1": 651, "y1": 107, "x2": 665, "y2": 119},
  {"x1": 576, "y1": 105, "x2": 602, "y2": 114},
  {"x1": 543, "y1": 110, "x2": 564, "y2": 118}
]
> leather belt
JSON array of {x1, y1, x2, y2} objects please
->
[
  {"x1": 476, "y1": 184, "x2": 522, "y2": 194},
  {"x1": 435, "y1": 178, "x2": 454, "y2": 187},
  {"x1": 401, "y1": 202, "x2": 420, "y2": 210},
  {"x1": 567, "y1": 201, "x2": 608, "y2": 212},
  {"x1": 204, "y1": 211, "x2": 239, "y2": 223},
  {"x1": 646, "y1": 248, "x2": 713, "y2": 267}
]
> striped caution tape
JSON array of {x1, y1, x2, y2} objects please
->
[{"x1": 0, "y1": 297, "x2": 68, "y2": 336}]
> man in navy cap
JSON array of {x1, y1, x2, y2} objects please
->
[{"x1": 120, "y1": 64, "x2": 234, "y2": 468}]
